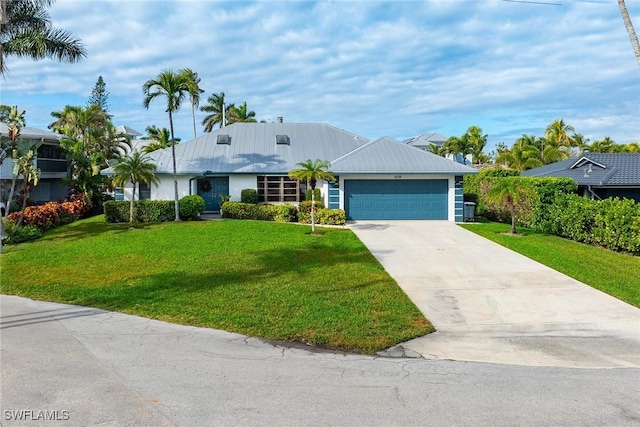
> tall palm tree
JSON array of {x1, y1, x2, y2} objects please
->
[
  {"x1": 465, "y1": 125, "x2": 488, "y2": 164},
  {"x1": 227, "y1": 101, "x2": 257, "y2": 125},
  {"x1": 545, "y1": 119, "x2": 575, "y2": 150},
  {"x1": 288, "y1": 159, "x2": 335, "y2": 234},
  {"x1": 143, "y1": 69, "x2": 190, "y2": 221},
  {"x1": 618, "y1": 0, "x2": 640, "y2": 67},
  {"x1": 201, "y1": 92, "x2": 232, "y2": 132},
  {"x1": 180, "y1": 68, "x2": 204, "y2": 139},
  {"x1": 141, "y1": 125, "x2": 179, "y2": 154},
  {"x1": 0, "y1": 0, "x2": 86, "y2": 75},
  {"x1": 111, "y1": 151, "x2": 159, "y2": 224}
]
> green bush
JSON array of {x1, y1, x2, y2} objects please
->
[
  {"x1": 314, "y1": 209, "x2": 346, "y2": 225},
  {"x1": 542, "y1": 193, "x2": 596, "y2": 243},
  {"x1": 241, "y1": 189, "x2": 258, "y2": 204},
  {"x1": 298, "y1": 200, "x2": 326, "y2": 224},
  {"x1": 221, "y1": 202, "x2": 297, "y2": 222},
  {"x1": 2, "y1": 223, "x2": 43, "y2": 244},
  {"x1": 103, "y1": 200, "x2": 174, "y2": 223},
  {"x1": 305, "y1": 188, "x2": 322, "y2": 201},
  {"x1": 592, "y1": 197, "x2": 640, "y2": 253},
  {"x1": 464, "y1": 168, "x2": 519, "y2": 215},
  {"x1": 179, "y1": 195, "x2": 206, "y2": 220}
]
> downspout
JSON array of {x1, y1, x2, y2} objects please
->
[
  {"x1": 587, "y1": 185, "x2": 602, "y2": 200},
  {"x1": 188, "y1": 177, "x2": 198, "y2": 196}
]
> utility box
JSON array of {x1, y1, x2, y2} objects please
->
[{"x1": 463, "y1": 202, "x2": 476, "y2": 222}]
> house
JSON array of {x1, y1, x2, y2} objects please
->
[
  {"x1": 104, "y1": 123, "x2": 477, "y2": 221},
  {"x1": 0, "y1": 123, "x2": 68, "y2": 204},
  {"x1": 403, "y1": 132, "x2": 448, "y2": 150},
  {"x1": 521, "y1": 153, "x2": 640, "y2": 202}
]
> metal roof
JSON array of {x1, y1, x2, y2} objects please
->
[
  {"x1": 521, "y1": 153, "x2": 640, "y2": 186},
  {"x1": 140, "y1": 123, "x2": 369, "y2": 175},
  {"x1": 403, "y1": 132, "x2": 449, "y2": 148},
  {"x1": 116, "y1": 125, "x2": 141, "y2": 137},
  {"x1": 0, "y1": 123, "x2": 61, "y2": 141},
  {"x1": 330, "y1": 136, "x2": 477, "y2": 174}
]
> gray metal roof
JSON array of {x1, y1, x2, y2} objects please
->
[
  {"x1": 0, "y1": 123, "x2": 61, "y2": 141},
  {"x1": 403, "y1": 132, "x2": 448, "y2": 148},
  {"x1": 521, "y1": 153, "x2": 640, "y2": 186},
  {"x1": 141, "y1": 123, "x2": 369, "y2": 175},
  {"x1": 330, "y1": 136, "x2": 477, "y2": 174},
  {"x1": 116, "y1": 125, "x2": 141, "y2": 137}
]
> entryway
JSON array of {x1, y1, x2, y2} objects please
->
[{"x1": 197, "y1": 177, "x2": 229, "y2": 212}]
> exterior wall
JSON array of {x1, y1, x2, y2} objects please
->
[
  {"x1": 229, "y1": 175, "x2": 257, "y2": 201},
  {"x1": 337, "y1": 173, "x2": 458, "y2": 222}
]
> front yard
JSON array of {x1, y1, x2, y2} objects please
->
[{"x1": 1, "y1": 216, "x2": 433, "y2": 354}]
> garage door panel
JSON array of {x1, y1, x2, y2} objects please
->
[{"x1": 345, "y1": 179, "x2": 448, "y2": 220}]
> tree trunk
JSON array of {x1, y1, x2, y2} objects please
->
[
  {"x1": 191, "y1": 102, "x2": 197, "y2": 139},
  {"x1": 12, "y1": 176, "x2": 31, "y2": 234},
  {"x1": 169, "y1": 111, "x2": 180, "y2": 221},
  {"x1": 310, "y1": 180, "x2": 315, "y2": 234},
  {"x1": 510, "y1": 206, "x2": 517, "y2": 235},
  {"x1": 619, "y1": 0, "x2": 640, "y2": 67},
  {"x1": 129, "y1": 181, "x2": 136, "y2": 224}
]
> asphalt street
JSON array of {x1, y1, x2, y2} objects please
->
[{"x1": 1, "y1": 295, "x2": 639, "y2": 427}]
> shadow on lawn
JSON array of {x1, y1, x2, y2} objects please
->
[
  {"x1": 69, "y1": 244, "x2": 393, "y2": 313},
  {"x1": 44, "y1": 220, "x2": 157, "y2": 243}
]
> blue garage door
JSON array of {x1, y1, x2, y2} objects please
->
[{"x1": 344, "y1": 179, "x2": 448, "y2": 220}]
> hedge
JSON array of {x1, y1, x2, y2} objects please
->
[
  {"x1": 6, "y1": 198, "x2": 85, "y2": 231},
  {"x1": 241, "y1": 189, "x2": 258, "y2": 204},
  {"x1": 104, "y1": 200, "x2": 174, "y2": 223},
  {"x1": 221, "y1": 202, "x2": 298, "y2": 222}
]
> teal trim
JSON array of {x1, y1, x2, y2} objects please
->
[
  {"x1": 328, "y1": 177, "x2": 340, "y2": 209},
  {"x1": 454, "y1": 176, "x2": 463, "y2": 222}
]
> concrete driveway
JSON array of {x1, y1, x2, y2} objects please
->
[{"x1": 349, "y1": 221, "x2": 640, "y2": 368}]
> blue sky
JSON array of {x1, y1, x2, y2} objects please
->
[{"x1": 1, "y1": 0, "x2": 639, "y2": 153}]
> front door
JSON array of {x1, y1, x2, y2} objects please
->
[{"x1": 197, "y1": 177, "x2": 229, "y2": 212}]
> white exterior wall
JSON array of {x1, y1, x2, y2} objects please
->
[
  {"x1": 229, "y1": 175, "x2": 257, "y2": 201},
  {"x1": 337, "y1": 174, "x2": 457, "y2": 222}
]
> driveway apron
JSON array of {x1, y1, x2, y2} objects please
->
[{"x1": 349, "y1": 220, "x2": 640, "y2": 368}]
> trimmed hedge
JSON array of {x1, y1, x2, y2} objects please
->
[
  {"x1": 104, "y1": 200, "x2": 174, "y2": 223},
  {"x1": 6, "y1": 198, "x2": 85, "y2": 231},
  {"x1": 221, "y1": 202, "x2": 298, "y2": 222},
  {"x1": 299, "y1": 208, "x2": 346, "y2": 225},
  {"x1": 305, "y1": 188, "x2": 322, "y2": 202},
  {"x1": 241, "y1": 189, "x2": 258, "y2": 204},
  {"x1": 179, "y1": 195, "x2": 206, "y2": 220}
]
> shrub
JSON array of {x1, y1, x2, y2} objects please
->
[
  {"x1": 592, "y1": 197, "x2": 640, "y2": 253},
  {"x1": 297, "y1": 200, "x2": 326, "y2": 224},
  {"x1": 7, "y1": 198, "x2": 85, "y2": 231},
  {"x1": 179, "y1": 195, "x2": 206, "y2": 220},
  {"x1": 315, "y1": 208, "x2": 346, "y2": 225},
  {"x1": 305, "y1": 188, "x2": 322, "y2": 202},
  {"x1": 103, "y1": 200, "x2": 174, "y2": 223},
  {"x1": 241, "y1": 189, "x2": 258, "y2": 204},
  {"x1": 3, "y1": 223, "x2": 42, "y2": 244},
  {"x1": 221, "y1": 202, "x2": 297, "y2": 222}
]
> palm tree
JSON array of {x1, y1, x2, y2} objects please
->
[
  {"x1": 428, "y1": 143, "x2": 448, "y2": 157},
  {"x1": 545, "y1": 119, "x2": 576, "y2": 154},
  {"x1": 3, "y1": 105, "x2": 25, "y2": 215},
  {"x1": 141, "y1": 125, "x2": 179, "y2": 154},
  {"x1": 445, "y1": 135, "x2": 473, "y2": 164},
  {"x1": 618, "y1": 0, "x2": 640, "y2": 67},
  {"x1": 201, "y1": 92, "x2": 232, "y2": 132},
  {"x1": 227, "y1": 101, "x2": 257, "y2": 125},
  {"x1": 485, "y1": 178, "x2": 530, "y2": 235},
  {"x1": 1, "y1": 0, "x2": 86, "y2": 75},
  {"x1": 465, "y1": 125, "x2": 488, "y2": 164},
  {"x1": 111, "y1": 151, "x2": 159, "y2": 223},
  {"x1": 143, "y1": 69, "x2": 190, "y2": 221},
  {"x1": 180, "y1": 68, "x2": 204, "y2": 139},
  {"x1": 288, "y1": 159, "x2": 335, "y2": 234}
]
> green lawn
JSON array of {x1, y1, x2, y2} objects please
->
[
  {"x1": 459, "y1": 221, "x2": 640, "y2": 308},
  {"x1": 1, "y1": 216, "x2": 433, "y2": 354}
]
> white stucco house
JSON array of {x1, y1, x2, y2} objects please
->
[{"x1": 103, "y1": 123, "x2": 477, "y2": 221}]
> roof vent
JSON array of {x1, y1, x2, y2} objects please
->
[
  {"x1": 276, "y1": 135, "x2": 289, "y2": 145},
  {"x1": 216, "y1": 134, "x2": 230, "y2": 145}
]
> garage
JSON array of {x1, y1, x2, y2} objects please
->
[{"x1": 344, "y1": 179, "x2": 448, "y2": 220}]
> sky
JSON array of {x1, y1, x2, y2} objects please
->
[{"x1": 1, "y1": 0, "x2": 639, "y2": 154}]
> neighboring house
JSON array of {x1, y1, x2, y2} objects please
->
[
  {"x1": 103, "y1": 123, "x2": 477, "y2": 221},
  {"x1": 0, "y1": 123, "x2": 68, "y2": 204},
  {"x1": 115, "y1": 125, "x2": 144, "y2": 153},
  {"x1": 403, "y1": 132, "x2": 448, "y2": 150},
  {"x1": 522, "y1": 153, "x2": 640, "y2": 202}
]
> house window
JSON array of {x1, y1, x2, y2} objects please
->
[
  {"x1": 257, "y1": 176, "x2": 304, "y2": 203},
  {"x1": 139, "y1": 182, "x2": 151, "y2": 200}
]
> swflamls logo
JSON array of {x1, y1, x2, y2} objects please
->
[{"x1": 3, "y1": 409, "x2": 70, "y2": 421}]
